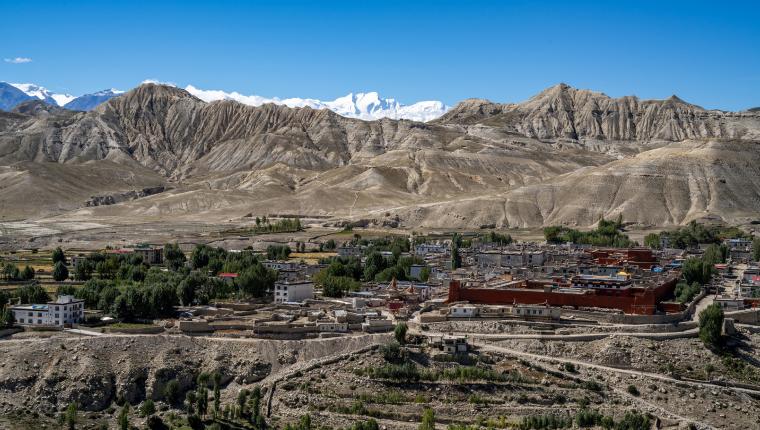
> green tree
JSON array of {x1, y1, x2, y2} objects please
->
[
  {"x1": 703, "y1": 244, "x2": 727, "y2": 265},
  {"x1": 394, "y1": 322, "x2": 408, "y2": 345},
  {"x1": 63, "y1": 403, "x2": 77, "y2": 430},
  {"x1": 236, "y1": 264, "x2": 277, "y2": 298},
  {"x1": 643, "y1": 233, "x2": 661, "y2": 249},
  {"x1": 753, "y1": 237, "x2": 760, "y2": 262},
  {"x1": 451, "y1": 244, "x2": 461, "y2": 270},
  {"x1": 0, "y1": 307, "x2": 15, "y2": 328},
  {"x1": 0, "y1": 290, "x2": 9, "y2": 308},
  {"x1": 682, "y1": 257, "x2": 714, "y2": 285},
  {"x1": 266, "y1": 244, "x2": 292, "y2": 260},
  {"x1": 163, "y1": 379, "x2": 181, "y2": 405},
  {"x1": 117, "y1": 404, "x2": 129, "y2": 430},
  {"x1": 52, "y1": 247, "x2": 67, "y2": 265},
  {"x1": 20, "y1": 265, "x2": 35, "y2": 281},
  {"x1": 18, "y1": 283, "x2": 49, "y2": 304},
  {"x1": 73, "y1": 259, "x2": 93, "y2": 281},
  {"x1": 2, "y1": 263, "x2": 20, "y2": 281},
  {"x1": 57, "y1": 284, "x2": 78, "y2": 297},
  {"x1": 213, "y1": 372, "x2": 222, "y2": 416},
  {"x1": 53, "y1": 261, "x2": 69, "y2": 282},
  {"x1": 699, "y1": 303, "x2": 724, "y2": 349},
  {"x1": 363, "y1": 251, "x2": 387, "y2": 281},
  {"x1": 164, "y1": 243, "x2": 186, "y2": 271},
  {"x1": 419, "y1": 408, "x2": 435, "y2": 430},
  {"x1": 139, "y1": 399, "x2": 156, "y2": 417}
]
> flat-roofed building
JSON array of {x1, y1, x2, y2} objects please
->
[
  {"x1": 274, "y1": 280, "x2": 314, "y2": 304},
  {"x1": 11, "y1": 295, "x2": 85, "y2": 327}
]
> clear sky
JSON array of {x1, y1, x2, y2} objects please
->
[{"x1": 1, "y1": 0, "x2": 758, "y2": 110}]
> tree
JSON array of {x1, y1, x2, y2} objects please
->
[
  {"x1": 0, "y1": 307, "x2": 14, "y2": 328},
  {"x1": 72, "y1": 259, "x2": 93, "y2": 281},
  {"x1": 53, "y1": 261, "x2": 69, "y2": 282},
  {"x1": 418, "y1": 266, "x2": 430, "y2": 282},
  {"x1": 163, "y1": 379, "x2": 181, "y2": 405},
  {"x1": 117, "y1": 404, "x2": 129, "y2": 430},
  {"x1": 20, "y1": 265, "x2": 35, "y2": 281},
  {"x1": 236, "y1": 264, "x2": 277, "y2": 298},
  {"x1": 164, "y1": 243, "x2": 186, "y2": 271},
  {"x1": 18, "y1": 283, "x2": 49, "y2": 304},
  {"x1": 139, "y1": 399, "x2": 156, "y2": 417},
  {"x1": 213, "y1": 372, "x2": 222, "y2": 416},
  {"x1": 451, "y1": 243, "x2": 461, "y2": 270},
  {"x1": 363, "y1": 251, "x2": 387, "y2": 281},
  {"x1": 394, "y1": 322, "x2": 408, "y2": 345},
  {"x1": 2, "y1": 263, "x2": 20, "y2": 281},
  {"x1": 703, "y1": 244, "x2": 727, "y2": 265},
  {"x1": 699, "y1": 303, "x2": 724, "y2": 349},
  {"x1": 682, "y1": 257, "x2": 714, "y2": 285},
  {"x1": 419, "y1": 408, "x2": 435, "y2": 430},
  {"x1": 52, "y1": 247, "x2": 67, "y2": 265},
  {"x1": 57, "y1": 284, "x2": 77, "y2": 297},
  {"x1": 644, "y1": 233, "x2": 661, "y2": 249},
  {"x1": 63, "y1": 403, "x2": 77, "y2": 430},
  {"x1": 266, "y1": 244, "x2": 291, "y2": 260},
  {"x1": 753, "y1": 237, "x2": 760, "y2": 262}
]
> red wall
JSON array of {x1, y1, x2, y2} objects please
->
[{"x1": 448, "y1": 277, "x2": 677, "y2": 315}]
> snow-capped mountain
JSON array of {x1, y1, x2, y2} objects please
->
[
  {"x1": 9, "y1": 83, "x2": 74, "y2": 107},
  {"x1": 185, "y1": 85, "x2": 450, "y2": 122},
  {"x1": 64, "y1": 89, "x2": 124, "y2": 111},
  {"x1": 0, "y1": 82, "x2": 35, "y2": 111},
  {"x1": 1, "y1": 80, "x2": 451, "y2": 121}
]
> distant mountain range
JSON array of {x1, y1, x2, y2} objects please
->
[
  {"x1": 0, "y1": 81, "x2": 449, "y2": 121},
  {"x1": 2, "y1": 82, "x2": 759, "y2": 230},
  {"x1": 184, "y1": 85, "x2": 449, "y2": 122}
]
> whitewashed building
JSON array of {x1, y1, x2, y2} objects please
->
[
  {"x1": 11, "y1": 295, "x2": 85, "y2": 327},
  {"x1": 274, "y1": 281, "x2": 314, "y2": 303}
]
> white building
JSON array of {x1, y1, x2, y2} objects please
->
[
  {"x1": 11, "y1": 295, "x2": 85, "y2": 327},
  {"x1": 316, "y1": 321, "x2": 348, "y2": 332},
  {"x1": 415, "y1": 243, "x2": 447, "y2": 256},
  {"x1": 448, "y1": 304, "x2": 478, "y2": 318},
  {"x1": 274, "y1": 281, "x2": 314, "y2": 303},
  {"x1": 337, "y1": 246, "x2": 363, "y2": 258}
]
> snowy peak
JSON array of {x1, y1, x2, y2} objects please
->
[
  {"x1": 63, "y1": 89, "x2": 124, "y2": 111},
  {"x1": 9, "y1": 83, "x2": 74, "y2": 107},
  {"x1": 184, "y1": 85, "x2": 450, "y2": 122},
  {"x1": 2, "y1": 81, "x2": 449, "y2": 120}
]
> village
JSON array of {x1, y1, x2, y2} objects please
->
[
  {"x1": 1, "y1": 222, "x2": 760, "y2": 429},
  {"x1": 2, "y1": 224, "x2": 759, "y2": 343}
]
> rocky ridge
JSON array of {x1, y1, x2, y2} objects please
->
[{"x1": 0, "y1": 83, "x2": 759, "y2": 228}]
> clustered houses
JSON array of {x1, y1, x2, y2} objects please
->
[
  {"x1": 712, "y1": 263, "x2": 760, "y2": 311},
  {"x1": 105, "y1": 244, "x2": 164, "y2": 264},
  {"x1": 11, "y1": 295, "x2": 85, "y2": 327},
  {"x1": 434, "y1": 246, "x2": 694, "y2": 317}
]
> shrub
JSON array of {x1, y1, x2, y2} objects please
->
[
  {"x1": 394, "y1": 322, "x2": 408, "y2": 344},
  {"x1": 698, "y1": 303, "x2": 724, "y2": 349},
  {"x1": 626, "y1": 385, "x2": 640, "y2": 396}
]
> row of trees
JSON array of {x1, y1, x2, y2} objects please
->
[
  {"x1": 543, "y1": 216, "x2": 634, "y2": 247},
  {"x1": 252, "y1": 217, "x2": 302, "y2": 234},
  {"x1": 315, "y1": 249, "x2": 428, "y2": 298},
  {"x1": 644, "y1": 221, "x2": 755, "y2": 250}
]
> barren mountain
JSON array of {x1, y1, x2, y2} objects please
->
[{"x1": 0, "y1": 82, "x2": 758, "y2": 230}]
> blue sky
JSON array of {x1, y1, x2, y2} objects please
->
[{"x1": 1, "y1": 0, "x2": 758, "y2": 110}]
